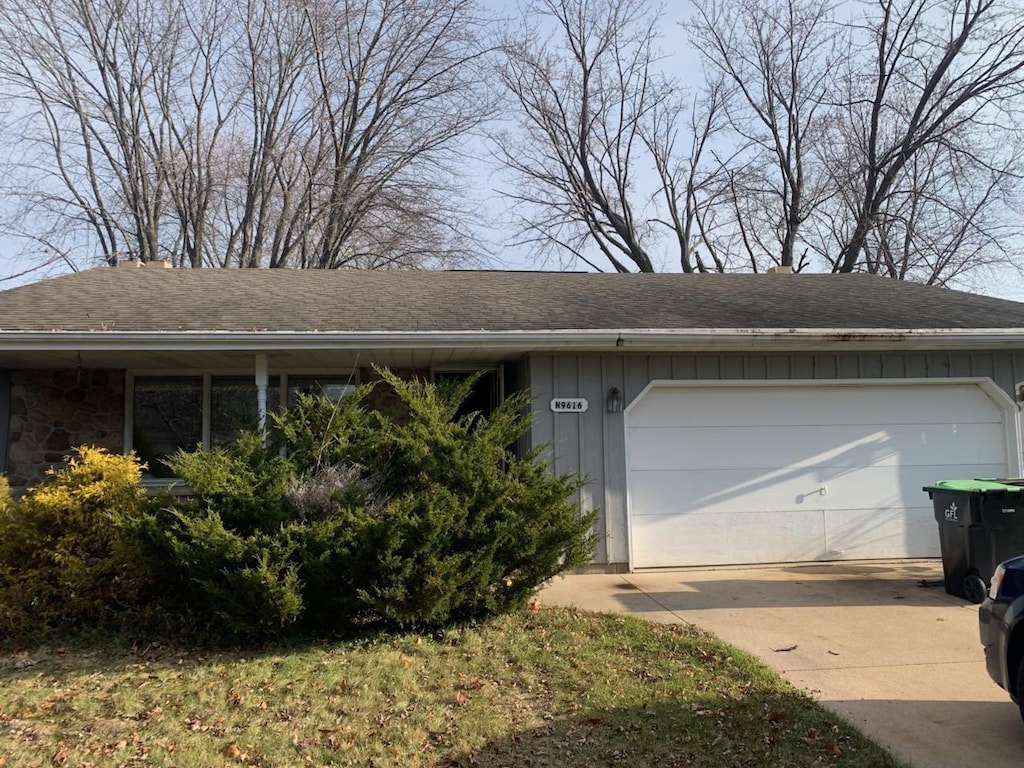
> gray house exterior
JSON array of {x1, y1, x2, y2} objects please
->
[{"x1": 3, "y1": 265, "x2": 1024, "y2": 571}]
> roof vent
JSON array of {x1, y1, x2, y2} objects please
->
[{"x1": 766, "y1": 265, "x2": 793, "y2": 274}]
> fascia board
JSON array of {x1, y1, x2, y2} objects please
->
[{"x1": 0, "y1": 327, "x2": 1023, "y2": 352}]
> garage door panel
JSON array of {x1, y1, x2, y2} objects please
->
[
  {"x1": 628, "y1": 384, "x2": 1003, "y2": 429},
  {"x1": 631, "y1": 510, "x2": 829, "y2": 567},
  {"x1": 628, "y1": 422, "x2": 1007, "y2": 471},
  {"x1": 630, "y1": 468, "x2": 844, "y2": 517},
  {"x1": 626, "y1": 381, "x2": 1015, "y2": 568},
  {"x1": 630, "y1": 462, "x2": 1004, "y2": 517},
  {"x1": 824, "y1": 507, "x2": 939, "y2": 559},
  {"x1": 630, "y1": 508, "x2": 940, "y2": 568}
]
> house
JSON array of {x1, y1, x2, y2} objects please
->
[{"x1": 2, "y1": 264, "x2": 1024, "y2": 572}]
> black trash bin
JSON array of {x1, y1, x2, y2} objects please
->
[{"x1": 924, "y1": 480, "x2": 1024, "y2": 603}]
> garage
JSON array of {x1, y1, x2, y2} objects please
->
[{"x1": 626, "y1": 379, "x2": 1022, "y2": 569}]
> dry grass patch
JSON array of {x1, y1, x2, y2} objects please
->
[{"x1": 0, "y1": 607, "x2": 904, "y2": 767}]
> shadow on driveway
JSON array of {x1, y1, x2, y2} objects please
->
[
  {"x1": 606, "y1": 569, "x2": 954, "y2": 612},
  {"x1": 827, "y1": 698, "x2": 1024, "y2": 768}
]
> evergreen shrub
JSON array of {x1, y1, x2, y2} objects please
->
[{"x1": 1, "y1": 368, "x2": 596, "y2": 641}]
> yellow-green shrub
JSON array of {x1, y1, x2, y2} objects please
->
[
  {"x1": 0, "y1": 447, "x2": 153, "y2": 637},
  {"x1": 0, "y1": 474, "x2": 11, "y2": 514}
]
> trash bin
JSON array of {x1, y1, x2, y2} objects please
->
[{"x1": 923, "y1": 480, "x2": 1024, "y2": 603}]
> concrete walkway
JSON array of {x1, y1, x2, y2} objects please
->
[{"x1": 541, "y1": 560, "x2": 1024, "y2": 768}]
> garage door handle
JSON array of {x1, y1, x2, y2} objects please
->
[{"x1": 820, "y1": 485, "x2": 827, "y2": 496}]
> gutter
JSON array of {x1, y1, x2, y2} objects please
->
[{"x1": 1, "y1": 327, "x2": 1024, "y2": 352}]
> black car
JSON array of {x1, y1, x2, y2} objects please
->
[{"x1": 979, "y1": 555, "x2": 1024, "y2": 720}]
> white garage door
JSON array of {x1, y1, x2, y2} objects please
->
[{"x1": 626, "y1": 381, "x2": 1020, "y2": 569}]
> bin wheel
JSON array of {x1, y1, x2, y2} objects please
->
[{"x1": 963, "y1": 573, "x2": 988, "y2": 604}]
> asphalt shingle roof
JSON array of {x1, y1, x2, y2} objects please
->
[{"x1": 0, "y1": 267, "x2": 1022, "y2": 333}]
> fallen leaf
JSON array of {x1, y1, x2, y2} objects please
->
[
  {"x1": 220, "y1": 742, "x2": 242, "y2": 759},
  {"x1": 455, "y1": 690, "x2": 469, "y2": 705},
  {"x1": 771, "y1": 644, "x2": 798, "y2": 652}
]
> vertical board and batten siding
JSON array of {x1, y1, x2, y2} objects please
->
[{"x1": 529, "y1": 350, "x2": 1024, "y2": 566}]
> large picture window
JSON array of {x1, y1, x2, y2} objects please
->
[
  {"x1": 210, "y1": 375, "x2": 280, "y2": 447},
  {"x1": 130, "y1": 372, "x2": 353, "y2": 477},
  {"x1": 132, "y1": 376, "x2": 203, "y2": 478}
]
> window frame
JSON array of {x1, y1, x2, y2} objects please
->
[
  {"x1": 430, "y1": 365, "x2": 505, "y2": 416},
  {"x1": 125, "y1": 367, "x2": 358, "y2": 466}
]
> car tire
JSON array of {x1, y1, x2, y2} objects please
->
[
  {"x1": 963, "y1": 573, "x2": 988, "y2": 604},
  {"x1": 1017, "y1": 661, "x2": 1024, "y2": 726}
]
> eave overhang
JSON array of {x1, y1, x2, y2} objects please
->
[{"x1": 2, "y1": 327, "x2": 1024, "y2": 357}]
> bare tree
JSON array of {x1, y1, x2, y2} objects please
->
[
  {"x1": 0, "y1": 0, "x2": 172, "y2": 264},
  {"x1": 214, "y1": 0, "x2": 313, "y2": 269},
  {"x1": 831, "y1": 0, "x2": 1024, "y2": 274},
  {"x1": 498, "y1": 0, "x2": 842, "y2": 274},
  {"x1": 300, "y1": 0, "x2": 490, "y2": 269},
  {"x1": 496, "y1": 0, "x2": 737, "y2": 273},
  {"x1": 687, "y1": 0, "x2": 839, "y2": 271},
  {"x1": 642, "y1": 80, "x2": 734, "y2": 273},
  {"x1": 846, "y1": 134, "x2": 1019, "y2": 284},
  {"x1": 496, "y1": 0, "x2": 662, "y2": 272},
  {"x1": 0, "y1": 0, "x2": 493, "y2": 270},
  {"x1": 498, "y1": 0, "x2": 1024, "y2": 285}
]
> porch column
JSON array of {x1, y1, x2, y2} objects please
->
[{"x1": 255, "y1": 354, "x2": 269, "y2": 442}]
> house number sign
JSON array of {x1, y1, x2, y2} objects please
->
[{"x1": 550, "y1": 398, "x2": 588, "y2": 413}]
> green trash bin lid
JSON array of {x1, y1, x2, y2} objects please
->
[{"x1": 925, "y1": 479, "x2": 1024, "y2": 493}]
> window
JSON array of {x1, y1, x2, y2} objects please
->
[
  {"x1": 434, "y1": 369, "x2": 502, "y2": 421},
  {"x1": 210, "y1": 375, "x2": 280, "y2": 446},
  {"x1": 129, "y1": 371, "x2": 353, "y2": 477},
  {"x1": 132, "y1": 376, "x2": 204, "y2": 478},
  {"x1": 286, "y1": 376, "x2": 355, "y2": 408}
]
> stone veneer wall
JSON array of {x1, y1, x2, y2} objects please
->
[{"x1": 5, "y1": 369, "x2": 125, "y2": 487}]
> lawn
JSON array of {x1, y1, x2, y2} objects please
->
[{"x1": 0, "y1": 606, "x2": 904, "y2": 768}]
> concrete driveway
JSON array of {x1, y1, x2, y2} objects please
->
[{"x1": 541, "y1": 560, "x2": 1024, "y2": 768}]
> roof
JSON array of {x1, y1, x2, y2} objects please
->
[{"x1": 1, "y1": 267, "x2": 1023, "y2": 333}]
